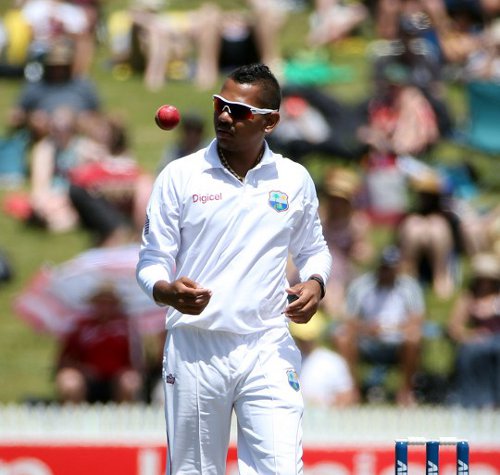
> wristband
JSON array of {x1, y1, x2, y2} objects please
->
[{"x1": 308, "y1": 275, "x2": 325, "y2": 299}]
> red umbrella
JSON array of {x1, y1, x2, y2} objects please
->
[{"x1": 13, "y1": 244, "x2": 166, "y2": 337}]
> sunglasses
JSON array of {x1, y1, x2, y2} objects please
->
[{"x1": 213, "y1": 95, "x2": 277, "y2": 120}]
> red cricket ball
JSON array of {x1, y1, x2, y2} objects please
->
[{"x1": 155, "y1": 104, "x2": 181, "y2": 130}]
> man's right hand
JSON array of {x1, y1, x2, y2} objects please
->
[{"x1": 153, "y1": 277, "x2": 212, "y2": 315}]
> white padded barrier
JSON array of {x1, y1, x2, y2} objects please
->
[{"x1": 0, "y1": 404, "x2": 499, "y2": 446}]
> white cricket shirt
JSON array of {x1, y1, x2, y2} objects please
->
[{"x1": 136, "y1": 139, "x2": 332, "y2": 334}]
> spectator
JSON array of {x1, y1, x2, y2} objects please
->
[
  {"x1": 291, "y1": 314, "x2": 358, "y2": 408},
  {"x1": 28, "y1": 106, "x2": 147, "y2": 245},
  {"x1": 28, "y1": 106, "x2": 84, "y2": 232},
  {"x1": 69, "y1": 113, "x2": 154, "y2": 243},
  {"x1": 127, "y1": 0, "x2": 219, "y2": 91},
  {"x1": 55, "y1": 282, "x2": 144, "y2": 404},
  {"x1": 396, "y1": 170, "x2": 464, "y2": 299},
  {"x1": 357, "y1": 62, "x2": 440, "y2": 157},
  {"x1": 8, "y1": 38, "x2": 101, "y2": 142},
  {"x1": 319, "y1": 166, "x2": 374, "y2": 319},
  {"x1": 447, "y1": 253, "x2": 500, "y2": 408},
  {"x1": 356, "y1": 59, "x2": 441, "y2": 224},
  {"x1": 370, "y1": 12, "x2": 453, "y2": 137},
  {"x1": 335, "y1": 245, "x2": 425, "y2": 406},
  {"x1": 20, "y1": 0, "x2": 91, "y2": 76},
  {"x1": 125, "y1": 0, "x2": 286, "y2": 91}
]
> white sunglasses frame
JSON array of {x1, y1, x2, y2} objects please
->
[{"x1": 212, "y1": 94, "x2": 278, "y2": 118}]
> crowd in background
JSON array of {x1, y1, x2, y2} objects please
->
[{"x1": 0, "y1": 0, "x2": 500, "y2": 409}]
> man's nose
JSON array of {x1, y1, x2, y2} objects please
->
[{"x1": 218, "y1": 107, "x2": 233, "y2": 122}]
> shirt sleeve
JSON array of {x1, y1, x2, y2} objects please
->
[
  {"x1": 289, "y1": 170, "x2": 332, "y2": 285},
  {"x1": 136, "y1": 166, "x2": 181, "y2": 302}
]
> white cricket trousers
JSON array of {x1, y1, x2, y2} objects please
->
[{"x1": 162, "y1": 325, "x2": 304, "y2": 475}]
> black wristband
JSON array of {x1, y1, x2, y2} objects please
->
[{"x1": 308, "y1": 275, "x2": 325, "y2": 299}]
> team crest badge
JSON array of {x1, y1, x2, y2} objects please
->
[
  {"x1": 287, "y1": 369, "x2": 300, "y2": 391},
  {"x1": 269, "y1": 191, "x2": 289, "y2": 212}
]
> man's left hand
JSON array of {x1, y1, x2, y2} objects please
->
[{"x1": 284, "y1": 280, "x2": 322, "y2": 324}]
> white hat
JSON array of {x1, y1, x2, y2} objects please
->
[{"x1": 470, "y1": 253, "x2": 500, "y2": 281}]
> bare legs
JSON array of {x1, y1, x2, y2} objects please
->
[
  {"x1": 55, "y1": 367, "x2": 143, "y2": 404},
  {"x1": 398, "y1": 213, "x2": 455, "y2": 299},
  {"x1": 130, "y1": 1, "x2": 287, "y2": 92},
  {"x1": 334, "y1": 320, "x2": 422, "y2": 406},
  {"x1": 247, "y1": 0, "x2": 286, "y2": 69}
]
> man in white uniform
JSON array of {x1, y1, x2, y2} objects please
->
[{"x1": 136, "y1": 63, "x2": 332, "y2": 475}]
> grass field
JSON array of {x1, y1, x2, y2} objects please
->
[{"x1": 0, "y1": 0, "x2": 499, "y2": 403}]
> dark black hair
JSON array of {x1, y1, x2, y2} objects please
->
[{"x1": 228, "y1": 63, "x2": 281, "y2": 110}]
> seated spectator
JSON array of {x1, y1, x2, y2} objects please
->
[
  {"x1": 335, "y1": 245, "x2": 425, "y2": 406},
  {"x1": 20, "y1": 0, "x2": 92, "y2": 76},
  {"x1": 7, "y1": 37, "x2": 101, "y2": 143},
  {"x1": 357, "y1": 62, "x2": 440, "y2": 157},
  {"x1": 447, "y1": 253, "x2": 500, "y2": 408},
  {"x1": 395, "y1": 170, "x2": 464, "y2": 299},
  {"x1": 356, "y1": 53, "x2": 444, "y2": 223},
  {"x1": 29, "y1": 106, "x2": 84, "y2": 232},
  {"x1": 369, "y1": 13, "x2": 453, "y2": 137},
  {"x1": 290, "y1": 312, "x2": 358, "y2": 408},
  {"x1": 70, "y1": 113, "x2": 154, "y2": 242},
  {"x1": 55, "y1": 282, "x2": 144, "y2": 404},
  {"x1": 319, "y1": 166, "x2": 373, "y2": 319},
  {"x1": 28, "y1": 106, "x2": 149, "y2": 245},
  {"x1": 120, "y1": 0, "x2": 286, "y2": 91}
]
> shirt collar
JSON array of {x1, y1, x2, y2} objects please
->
[{"x1": 202, "y1": 139, "x2": 275, "y2": 173}]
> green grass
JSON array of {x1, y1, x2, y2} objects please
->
[{"x1": 0, "y1": 1, "x2": 499, "y2": 403}]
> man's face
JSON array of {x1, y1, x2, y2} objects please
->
[{"x1": 213, "y1": 78, "x2": 279, "y2": 154}]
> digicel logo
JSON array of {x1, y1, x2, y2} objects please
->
[{"x1": 192, "y1": 193, "x2": 222, "y2": 204}]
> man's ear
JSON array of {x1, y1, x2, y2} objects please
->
[{"x1": 263, "y1": 111, "x2": 280, "y2": 134}]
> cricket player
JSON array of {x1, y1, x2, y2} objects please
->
[{"x1": 136, "y1": 63, "x2": 332, "y2": 474}]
